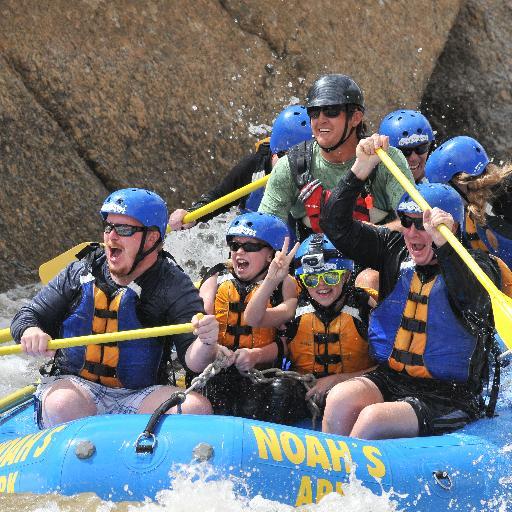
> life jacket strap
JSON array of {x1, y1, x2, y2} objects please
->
[
  {"x1": 314, "y1": 333, "x2": 339, "y2": 344},
  {"x1": 82, "y1": 361, "x2": 118, "y2": 378},
  {"x1": 400, "y1": 317, "x2": 426, "y2": 333},
  {"x1": 94, "y1": 308, "x2": 118, "y2": 319},
  {"x1": 315, "y1": 354, "x2": 342, "y2": 365},
  {"x1": 391, "y1": 348, "x2": 425, "y2": 367},
  {"x1": 228, "y1": 302, "x2": 246, "y2": 313},
  {"x1": 227, "y1": 325, "x2": 252, "y2": 336},
  {"x1": 407, "y1": 291, "x2": 429, "y2": 304}
]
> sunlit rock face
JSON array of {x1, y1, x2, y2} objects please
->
[
  {"x1": 422, "y1": 0, "x2": 512, "y2": 164},
  {"x1": 0, "y1": 0, "x2": 464, "y2": 291}
]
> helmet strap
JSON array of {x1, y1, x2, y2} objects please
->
[
  {"x1": 126, "y1": 229, "x2": 162, "y2": 276},
  {"x1": 250, "y1": 260, "x2": 272, "y2": 284},
  {"x1": 448, "y1": 179, "x2": 470, "y2": 204},
  {"x1": 317, "y1": 107, "x2": 355, "y2": 153}
]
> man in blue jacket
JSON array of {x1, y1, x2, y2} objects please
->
[{"x1": 11, "y1": 188, "x2": 220, "y2": 429}]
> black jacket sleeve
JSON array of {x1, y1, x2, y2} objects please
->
[
  {"x1": 10, "y1": 261, "x2": 84, "y2": 342},
  {"x1": 136, "y1": 254, "x2": 205, "y2": 368},
  {"x1": 436, "y1": 243, "x2": 500, "y2": 327},
  {"x1": 188, "y1": 144, "x2": 271, "y2": 222},
  {"x1": 320, "y1": 171, "x2": 407, "y2": 286}
]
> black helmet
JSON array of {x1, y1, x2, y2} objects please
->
[{"x1": 306, "y1": 74, "x2": 365, "y2": 111}]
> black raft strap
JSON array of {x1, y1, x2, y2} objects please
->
[
  {"x1": 400, "y1": 317, "x2": 426, "y2": 333},
  {"x1": 391, "y1": 348, "x2": 425, "y2": 367}
]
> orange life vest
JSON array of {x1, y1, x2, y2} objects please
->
[
  {"x1": 215, "y1": 276, "x2": 276, "y2": 350},
  {"x1": 289, "y1": 302, "x2": 373, "y2": 377},
  {"x1": 465, "y1": 212, "x2": 488, "y2": 252},
  {"x1": 80, "y1": 287, "x2": 125, "y2": 387},
  {"x1": 386, "y1": 273, "x2": 435, "y2": 378}
]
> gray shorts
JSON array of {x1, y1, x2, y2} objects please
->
[{"x1": 34, "y1": 375, "x2": 161, "y2": 429}]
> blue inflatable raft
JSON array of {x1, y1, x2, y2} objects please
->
[{"x1": 0, "y1": 388, "x2": 511, "y2": 509}]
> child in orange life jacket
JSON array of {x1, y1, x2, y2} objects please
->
[
  {"x1": 198, "y1": 211, "x2": 299, "y2": 419},
  {"x1": 245, "y1": 233, "x2": 376, "y2": 425}
]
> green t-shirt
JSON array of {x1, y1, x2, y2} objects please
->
[{"x1": 258, "y1": 142, "x2": 414, "y2": 222}]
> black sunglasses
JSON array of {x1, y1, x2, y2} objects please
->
[
  {"x1": 307, "y1": 105, "x2": 344, "y2": 119},
  {"x1": 228, "y1": 241, "x2": 270, "y2": 253},
  {"x1": 398, "y1": 212, "x2": 425, "y2": 231},
  {"x1": 103, "y1": 221, "x2": 146, "y2": 237},
  {"x1": 400, "y1": 143, "x2": 430, "y2": 158}
]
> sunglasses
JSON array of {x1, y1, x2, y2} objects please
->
[
  {"x1": 228, "y1": 241, "x2": 270, "y2": 253},
  {"x1": 307, "y1": 105, "x2": 344, "y2": 119},
  {"x1": 400, "y1": 143, "x2": 430, "y2": 158},
  {"x1": 397, "y1": 212, "x2": 425, "y2": 231},
  {"x1": 299, "y1": 269, "x2": 348, "y2": 288},
  {"x1": 103, "y1": 221, "x2": 146, "y2": 237}
]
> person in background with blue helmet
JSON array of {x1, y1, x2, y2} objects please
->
[
  {"x1": 244, "y1": 233, "x2": 376, "y2": 425},
  {"x1": 425, "y1": 136, "x2": 512, "y2": 268},
  {"x1": 319, "y1": 134, "x2": 500, "y2": 439},
  {"x1": 379, "y1": 109, "x2": 435, "y2": 183},
  {"x1": 198, "y1": 211, "x2": 299, "y2": 419},
  {"x1": 11, "y1": 188, "x2": 220, "y2": 428},
  {"x1": 168, "y1": 105, "x2": 312, "y2": 230}
]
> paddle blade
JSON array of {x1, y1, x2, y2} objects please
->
[
  {"x1": 492, "y1": 291, "x2": 512, "y2": 351},
  {"x1": 39, "y1": 242, "x2": 94, "y2": 284}
]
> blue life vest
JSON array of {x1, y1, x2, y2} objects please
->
[
  {"x1": 59, "y1": 275, "x2": 163, "y2": 389},
  {"x1": 368, "y1": 262, "x2": 476, "y2": 383},
  {"x1": 475, "y1": 223, "x2": 512, "y2": 269}
]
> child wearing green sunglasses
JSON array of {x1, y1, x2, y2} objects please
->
[{"x1": 245, "y1": 233, "x2": 376, "y2": 425}]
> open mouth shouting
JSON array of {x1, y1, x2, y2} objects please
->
[{"x1": 234, "y1": 256, "x2": 251, "y2": 276}]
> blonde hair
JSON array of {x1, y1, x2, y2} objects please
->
[{"x1": 452, "y1": 162, "x2": 512, "y2": 224}]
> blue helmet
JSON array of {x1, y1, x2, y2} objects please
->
[
  {"x1": 226, "y1": 212, "x2": 292, "y2": 251},
  {"x1": 379, "y1": 110, "x2": 434, "y2": 148},
  {"x1": 100, "y1": 188, "x2": 168, "y2": 239},
  {"x1": 396, "y1": 183, "x2": 464, "y2": 228},
  {"x1": 270, "y1": 105, "x2": 312, "y2": 154},
  {"x1": 294, "y1": 234, "x2": 354, "y2": 276},
  {"x1": 425, "y1": 136, "x2": 490, "y2": 183}
]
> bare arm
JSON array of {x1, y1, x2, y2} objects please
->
[
  {"x1": 244, "y1": 238, "x2": 299, "y2": 327},
  {"x1": 184, "y1": 313, "x2": 224, "y2": 373},
  {"x1": 199, "y1": 274, "x2": 219, "y2": 315},
  {"x1": 234, "y1": 341, "x2": 280, "y2": 372}
]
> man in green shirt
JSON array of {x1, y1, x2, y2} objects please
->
[{"x1": 259, "y1": 74, "x2": 414, "y2": 240}]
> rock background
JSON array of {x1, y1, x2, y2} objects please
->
[
  {"x1": 0, "y1": 0, "x2": 509, "y2": 292},
  {"x1": 422, "y1": 0, "x2": 512, "y2": 164}
]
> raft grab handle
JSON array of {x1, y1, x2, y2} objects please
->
[{"x1": 433, "y1": 470, "x2": 453, "y2": 490}]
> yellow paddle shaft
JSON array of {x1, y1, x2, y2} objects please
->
[
  {"x1": 376, "y1": 148, "x2": 501, "y2": 298},
  {"x1": 172, "y1": 174, "x2": 271, "y2": 230},
  {"x1": 0, "y1": 328, "x2": 11, "y2": 343},
  {"x1": 0, "y1": 321, "x2": 196, "y2": 356},
  {"x1": 0, "y1": 384, "x2": 37, "y2": 411}
]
